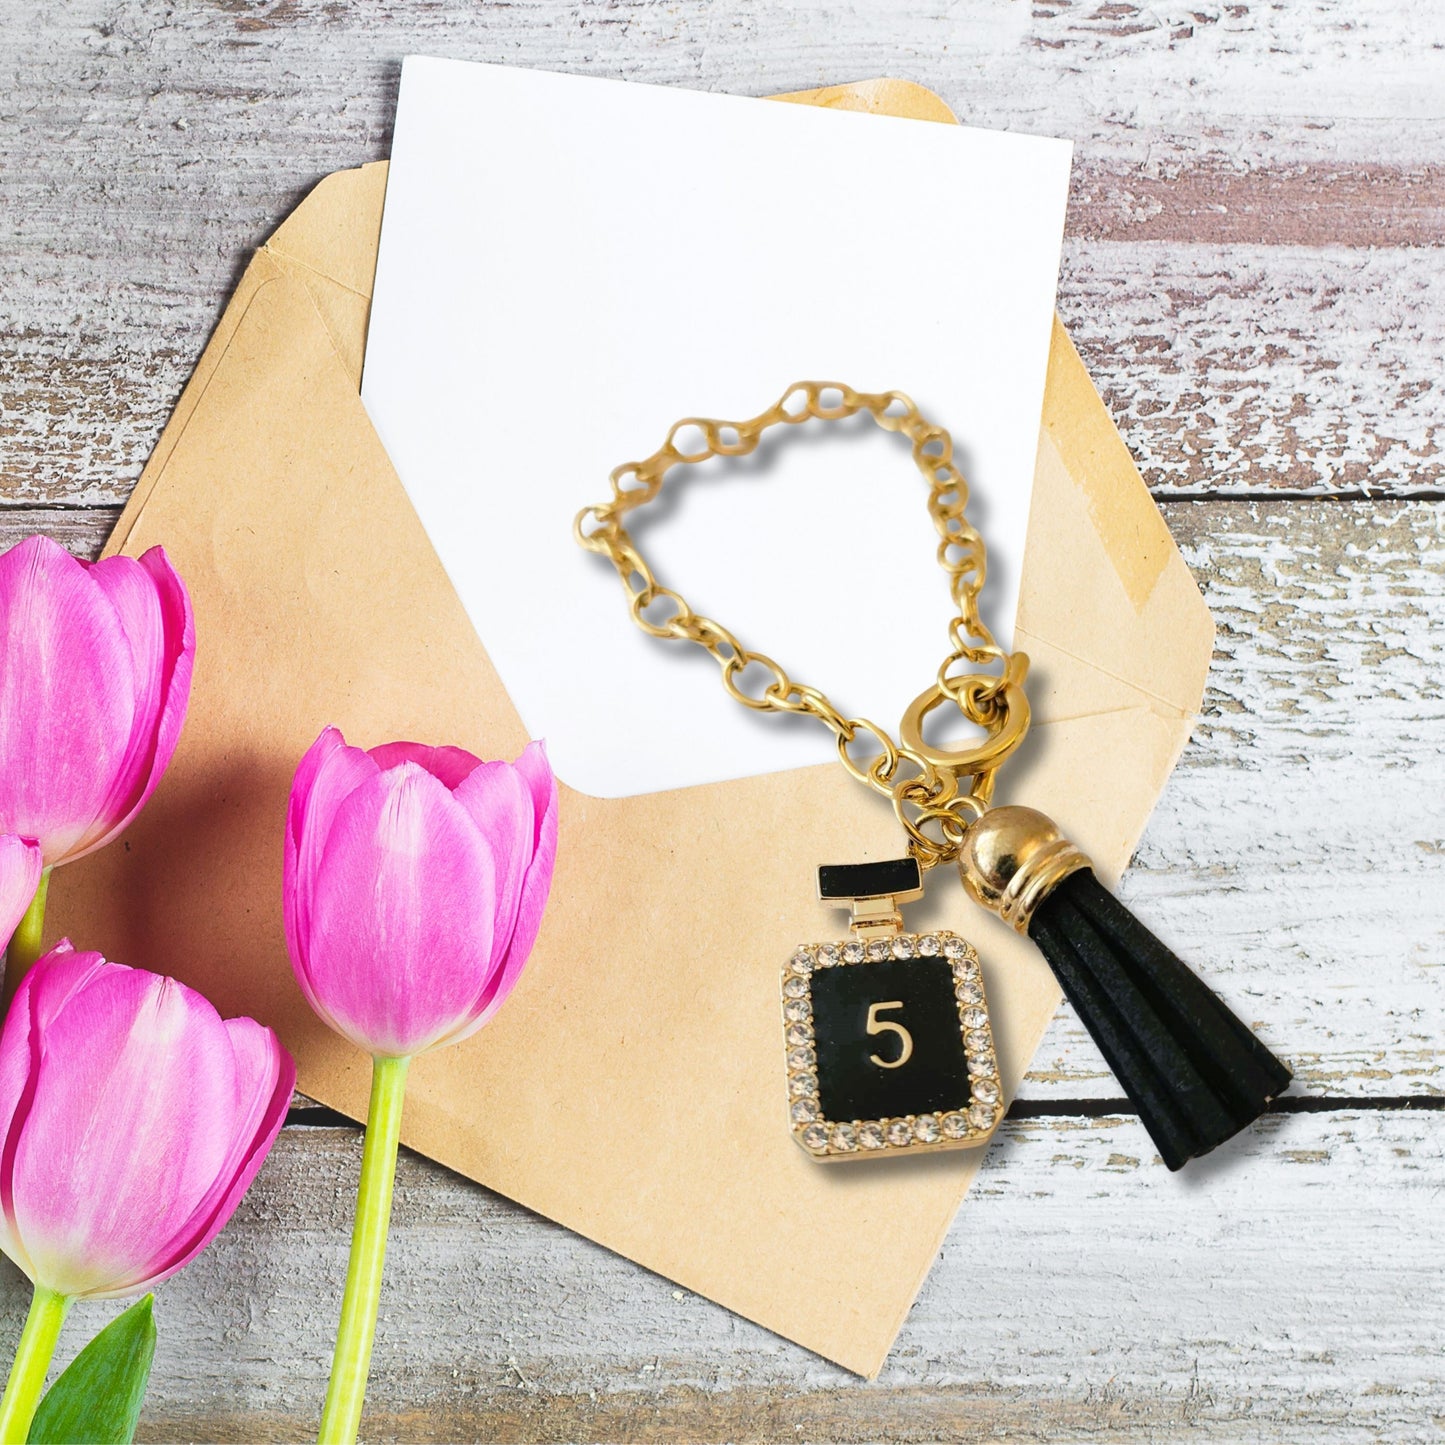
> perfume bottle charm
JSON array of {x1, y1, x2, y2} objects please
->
[{"x1": 782, "y1": 858, "x2": 1002, "y2": 1160}]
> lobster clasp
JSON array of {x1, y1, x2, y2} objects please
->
[{"x1": 898, "y1": 658, "x2": 1032, "y2": 785}]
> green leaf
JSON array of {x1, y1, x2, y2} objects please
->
[{"x1": 28, "y1": 1295, "x2": 156, "y2": 1445}]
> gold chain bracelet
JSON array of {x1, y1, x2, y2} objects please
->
[
  {"x1": 574, "y1": 381, "x2": 1031, "y2": 867},
  {"x1": 579, "y1": 381, "x2": 1292, "y2": 1171}
]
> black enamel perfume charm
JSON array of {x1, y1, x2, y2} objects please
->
[{"x1": 781, "y1": 858, "x2": 1002, "y2": 1159}]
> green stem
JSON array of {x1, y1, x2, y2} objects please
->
[
  {"x1": 0, "y1": 1285, "x2": 70, "y2": 1443},
  {"x1": 317, "y1": 1054, "x2": 411, "y2": 1445},
  {"x1": 4, "y1": 869, "x2": 51, "y2": 1001}
]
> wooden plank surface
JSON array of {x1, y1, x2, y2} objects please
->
[
  {"x1": 8, "y1": 242, "x2": 1440, "y2": 503},
  {"x1": 1, "y1": 1, "x2": 1441, "y2": 1440},
  {"x1": 0, "y1": 1113, "x2": 1429, "y2": 1444},
  {"x1": 1, "y1": 2, "x2": 1442, "y2": 505}
]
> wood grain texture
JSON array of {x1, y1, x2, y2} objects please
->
[
  {"x1": 1, "y1": 1, "x2": 1442, "y2": 506},
  {"x1": 6, "y1": 243, "x2": 1440, "y2": 506},
  {"x1": 1, "y1": 1, "x2": 1441, "y2": 1438},
  {"x1": 1036, "y1": 496, "x2": 1445, "y2": 1099},
  {"x1": 0, "y1": 1113, "x2": 1431, "y2": 1444}
]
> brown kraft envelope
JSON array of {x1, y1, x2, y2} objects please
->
[{"x1": 54, "y1": 79, "x2": 1213, "y2": 1377}]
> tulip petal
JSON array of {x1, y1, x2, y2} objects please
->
[
  {"x1": 0, "y1": 537, "x2": 140, "y2": 862},
  {"x1": 284, "y1": 727, "x2": 378, "y2": 1016},
  {"x1": 306, "y1": 763, "x2": 498, "y2": 1056},
  {"x1": 137, "y1": 546, "x2": 195, "y2": 788},
  {"x1": 81, "y1": 555, "x2": 165, "y2": 846},
  {"x1": 6, "y1": 965, "x2": 245, "y2": 1298},
  {"x1": 0, "y1": 951, "x2": 291, "y2": 1301},
  {"x1": 68, "y1": 546, "x2": 196, "y2": 862},
  {"x1": 103, "y1": 1016, "x2": 294, "y2": 1296},
  {"x1": 0, "y1": 943, "x2": 107, "y2": 1283},
  {"x1": 0, "y1": 539, "x2": 195, "y2": 868},
  {"x1": 514, "y1": 742, "x2": 557, "y2": 854},
  {"x1": 0, "y1": 945, "x2": 109, "y2": 1141},
  {"x1": 456, "y1": 740, "x2": 558, "y2": 1037},
  {"x1": 367, "y1": 741, "x2": 482, "y2": 791},
  {"x1": 0, "y1": 836, "x2": 42, "y2": 951},
  {"x1": 452, "y1": 760, "x2": 533, "y2": 965}
]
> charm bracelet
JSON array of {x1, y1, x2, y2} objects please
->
[{"x1": 576, "y1": 383, "x2": 1290, "y2": 1171}]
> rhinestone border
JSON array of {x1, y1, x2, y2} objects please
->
[{"x1": 781, "y1": 931, "x2": 1002, "y2": 1160}]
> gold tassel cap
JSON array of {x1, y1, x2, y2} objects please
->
[{"x1": 957, "y1": 806, "x2": 1091, "y2": 934}]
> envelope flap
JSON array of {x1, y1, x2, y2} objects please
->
[
  {"x1": 109, "y1": 162, "x2": 388, "y2": 560},
  {"x1": 265, "y1": 160, "x2": 389, "y2": 299},
  {"x1": 1019, "y1": 320, "x2": 1214, "y2": 724},
  {"x1": 262, "y1": 161, "x2": 389, "y2": 385}
]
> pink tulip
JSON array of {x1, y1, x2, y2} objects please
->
[
  {"x1": 0, "y1": 840, "x2": 42, "y2": 955},
  {"x1": 0, "y1": 942, "x2": 294, "y2": 1301},
  {"x1": 283, "y1": 727, "x2": 556, "y2": 1443},
  {"x1": 0, "y1": 534, "x2": 194, "y2": 869},
  {"x1": 284, "y1": 726, "x2": 558, "y2": 1059}
]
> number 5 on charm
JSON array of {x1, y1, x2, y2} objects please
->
[{"x1": 866, "y1": 1001, "x2": 913, "y2": 1069}]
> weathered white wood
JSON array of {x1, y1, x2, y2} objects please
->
[
  {"x1": 0, "y1": 1112, "x2": 1430, "y2": 1443},
  {"x1": 1059, "y1": 244, "x2": 1445, "y2": 497},
  {"x1": 6, "y1": 243, "x2": 1440, "y2": 506},
  {"x1": 10, "y1": 241, "x2": 1439, "y2": 508},
  {"x1": 0, "y1": 508, "x2": 118, "y2": 553},
  {"x1": 4, "y1": 498, "x2": 1437, "y2": 1100},
  {"x1": 5, "y1": 0, "x2": 1441, "y2": 169},
  {"x1": 1030, "y1": 497, "x2": 1445, "y2": 1099},
  {"x1": 2, "y1": 2, "x2": 1442, "y2": 507}
]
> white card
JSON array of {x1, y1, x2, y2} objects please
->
[{"x1": 363, "y1": 59, "x2": 1072, "y2": 797}]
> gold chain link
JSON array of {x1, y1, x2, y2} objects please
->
[{"x1": 575, "y1": 382, "x2": 1030, "y2": 867}]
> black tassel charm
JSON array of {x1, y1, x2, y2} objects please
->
[{"x1": 959, "y1": 807, "x2": 1291, "y2": 1171}]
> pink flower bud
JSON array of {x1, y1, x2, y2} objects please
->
[
  {"x1": 0, "y1": 943, "x2": 295, "y2": 1300},
  {"x1": 0, "y1": 535, "x2": 195, "y2": 868},
  {"x1": 0, "y1": 837, "x2": 43, "y2": 945},
  {"x1": 283, "y1": 727, "x2": 558, "y2": 1058}
]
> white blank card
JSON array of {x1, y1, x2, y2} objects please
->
[{"x1": 363, "y1": 59, "x2": 1072, "y2": 797}]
